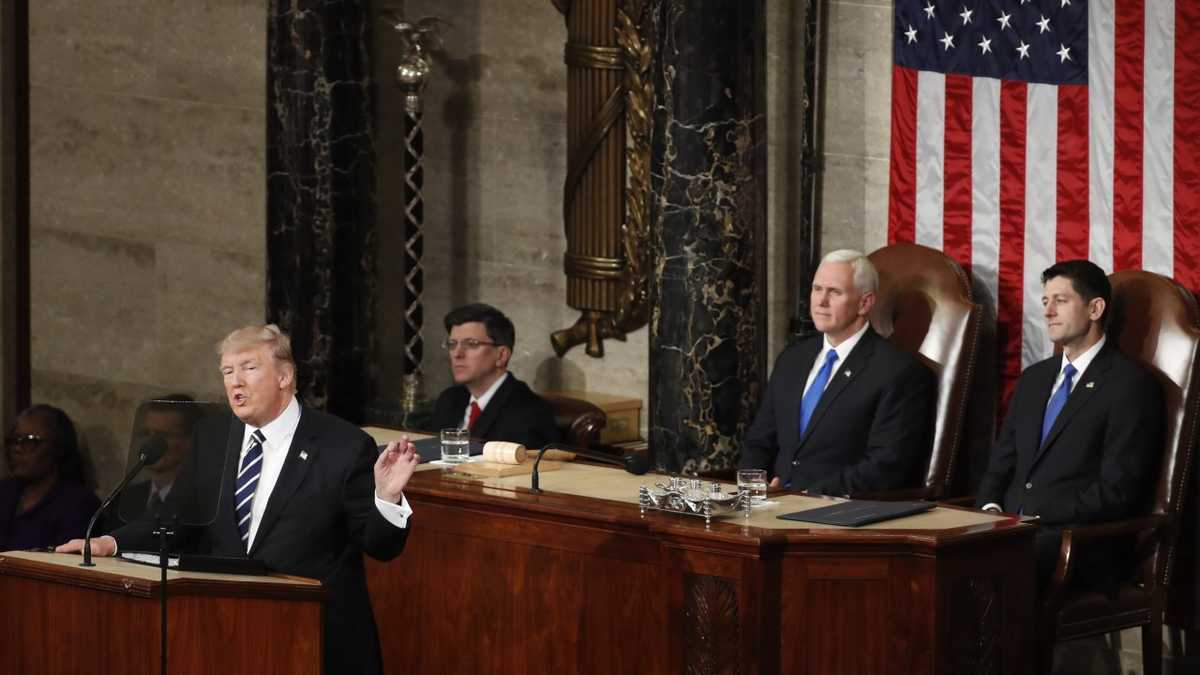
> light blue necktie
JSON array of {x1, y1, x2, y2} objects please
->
[
  {"x1": 235, "y1": 430, "x2": 266, "y2": 550},
  {"x1": 799, "y1": 349, "x2": 839, "y2": 437},
  {"x1": 1040, "y1": 363, "x2": 1077, "y2": 445}
]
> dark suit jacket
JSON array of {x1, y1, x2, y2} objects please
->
[
  {"x1": 114, "y1": 406, "x2": 409, "y2": 675},
  {"x1": 430, "y1": 374, "x2": 562, "y2": 450},
  {"x1": 975, "y1": 343, "x2": 1164, "y2": 526},
  {"x1": 739, "y1": 327, "x2": 936, "y2": 495},
  {"x1": 111, "y1": 479, "x2": 173, "y2": 527}
]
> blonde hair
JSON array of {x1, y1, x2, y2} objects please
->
[
  {"x1": 217, "y1": 324, "x2": 295, "y2": 366},
  {"x1": 819, "y1": 249, "x2": 879, "y2": 295}
]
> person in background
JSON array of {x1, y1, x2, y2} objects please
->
[
  {"x1": 430, "y1": 303, "x2": 561, "y2": 449},
  {"x1": 975, "y1": 260, "x2": 1164, "y2": 588},
  {"x1": 114, "y1": 394, "x2": 198, "y2": 524},
  {"x1": 0, "y1": 405, "x2": 100, "y2": 550},
  {"x1": 739, "y1": 249, "x2": 936, "y2": 495}
]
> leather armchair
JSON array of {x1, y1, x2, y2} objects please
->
[
  {"x1": 1037, "y1": 270, "x2": 1200, "y2": 675},
  {"x1": 540, "y1": 393, "x2": 607, "y2": 450},
  {"x1": 863, "y1": 243, "x2": 982, "y2": 500}
]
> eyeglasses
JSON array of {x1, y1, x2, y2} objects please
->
[
  {"x1": 441, "y1": 339, "x2": 498, "y2": 352},
  {"x1": 5, "y1": 434, "x2": 49, "y2": 452}
]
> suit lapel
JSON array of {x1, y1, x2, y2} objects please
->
[
  {"x1": 1032, "y1": 347, "x2": 1112, "y2": 466},
  {"x1": 799, "y1": 330, "x2": 876, "y2": 445},
  {"x1": 471, "y1": 375, "x2": 515, "y2": 439},
  {"x1": 249, "y1": 407, "x2": 318, "y2": 556}
]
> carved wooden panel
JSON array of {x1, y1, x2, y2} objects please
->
[
  {"x1": 948, "y1": 575, "x2": 1002, "y2": 675},
  {"x1": 684, "y1": 573, "x2": 741, "y2": 675}
]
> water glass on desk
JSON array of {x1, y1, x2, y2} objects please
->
[
  {"x1": 440, "y1": 428, "x2": 470, "y2": 464},
  {"x1": 737, "y1": 468, "x2": 768, "y2": 506}
]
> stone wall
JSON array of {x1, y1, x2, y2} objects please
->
[
  {"x1": 27, "y1": 1, "x2": 266, "y2": 490},
  {"x1": 371, "y1": 0, "x2": 894, "y2": 422},
  {"x1": 372, "y1": 0, "x2": 650, "y2": 417},
  {"x1": 0, "y1": 0, "x2": 13, "y2": 447}
]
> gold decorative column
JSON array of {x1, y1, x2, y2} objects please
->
[{"x1": 549, "y1": 0, "x2": 652, "y2": 357}]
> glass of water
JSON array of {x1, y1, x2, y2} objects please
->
[
  {"x1": 737, "y1": 468, "x2": 768, "y2": 506},
  {"x1": 440, "y1": 428, "x2": 470, "y2": 464}
]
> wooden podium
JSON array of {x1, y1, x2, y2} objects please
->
[
  {"x1": 0, "y1": 551, "x2": 325, "y2": 675},
  {"x1": 367, "y1": 463, "x2": 1038, "y2": 675}
]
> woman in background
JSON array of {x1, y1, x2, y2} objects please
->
[{"x1": 0, "y1": 404, "x2": 99, "y2": 550}]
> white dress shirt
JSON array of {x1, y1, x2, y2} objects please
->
[
  {"x1": 802, "y1": 322, "x2": 870, "y2": 397},
  {"x1": 459, "y1": 371, "x2": 510, "y2": 428},
  {"x1": 240, "y1": 396, "x2": 412, "y2": 550}
]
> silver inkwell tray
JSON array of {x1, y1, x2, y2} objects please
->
[{"x1": 638, "y1": 476, "x2": 751, "y2": 524}]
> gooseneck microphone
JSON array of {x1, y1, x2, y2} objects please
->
[
  {"x1": 530, "y1": 442, "x2": 650, "y2": 493},
  {"x1": 80, "y1": 436, "x2": 168, "y2": 567}
]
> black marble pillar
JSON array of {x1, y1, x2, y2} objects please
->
[
  {"x1": 647, "y1": 0, "x2": 767, "y2": 473},
  {"x1": 267, "y1": 1, "x2": 376, "y2": 421}
]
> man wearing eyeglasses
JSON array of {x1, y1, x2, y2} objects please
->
[{"x1": 429, "y1": 304, "x2": 561, "y2": 450}]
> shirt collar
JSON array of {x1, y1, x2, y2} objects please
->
[
  {"x1": 1060, "y1": 334, "x2": 1107, "y2": 378},
  {"x1": 471, "y1": 371, "x2": 509, "y2": 411},
  {"x1": 822, "y1": 322, "x2": 871, "y2": 364},
  {"x1": 246, "y1": 396, "x2": 302, "y2": 451}
]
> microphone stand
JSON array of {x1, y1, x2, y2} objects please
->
[
  {"x1": 80, "y1": 453, "x2": 151, "y2": 567},
  {"x1": 153, "y1": 509, "x2": 176, "y2": 675},
  {"x1": 531, "y1": 443, "x2": 650, "y2": 493}
]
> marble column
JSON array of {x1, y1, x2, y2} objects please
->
[
  {"x1": 0, "y1": 0, "x2": 30, "y2": 436},
  {"x1": 267, "y1": 1, "x2": 376, "y2": 421},
  {"x1": 648, "y1": 0, "x2": 767, "y2": 473}
]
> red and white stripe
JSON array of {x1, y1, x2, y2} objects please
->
[{"x1": 888, "y1": 0, "x2": 1200, "y2": 404}]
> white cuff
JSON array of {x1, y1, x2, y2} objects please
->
[
  {"x1": 374, "y1": 492, "x2": 413, "y2": 528},
  {"x1": 981, "y1": 502, "x2": 1003, "y2": 513}
]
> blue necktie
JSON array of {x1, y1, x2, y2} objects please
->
[
  {"x1": 799, "y1": 349, "x2": 839, "y2": 437},
  {"x1": 235, "y1": 430, "x2": 266, "y2": 550},
  {"x1": 1041, "y1": 363, "x2": 1077, "y2": 445}
]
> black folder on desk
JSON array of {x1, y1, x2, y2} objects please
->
[{"x1": 777, "y1": 500, "x2": 936, "y2": 527}]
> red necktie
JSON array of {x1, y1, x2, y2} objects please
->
[{"x1": 468, "y1": 401, "x2": 482, "y2": 430}]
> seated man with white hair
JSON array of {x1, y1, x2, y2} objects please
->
[{"x1": 739, "y1": 249, "x2": 936, "y2": 495}]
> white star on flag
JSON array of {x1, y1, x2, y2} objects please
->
[
  {"x1": 997, "y1": 12, "x2": 1012, "y2": 31},
  {"x1": 959, "y1": 8, "x2": 973, "y2": 26},
  {"x1": 978, "y1": 35, "x2": 993, "y2": 54},
  {"x1": 1016, "y1": 40, "x2": 1030, "y2": 59},
  {"x1": 905, "y1": 24, "x2": 918, "y2": 44},
  {"x1": 940, "y1": 33, "x2": 955, "y2": 51},
  {"x1": 1037, "y1": 15, "x2": 1052, "y2": 34},
  {"x1": 1061, "y1": 0, "x2": 1071, "y2": 6},
  {"x1": 1056, "y1": 44, "x2": 1072, "y2": 62},
  {"x1": 924, "y1": 2, "x2": 935, "y2": 19}
]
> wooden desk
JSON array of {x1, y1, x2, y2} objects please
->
[
  {"x1": 0, "y1": 551, "x2": 325, "y2": 675},
  {"x1": 367, "y1": 464, "x2": 1037, "y2": 675}
]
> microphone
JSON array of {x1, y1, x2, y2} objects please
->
[
  {"x1": 531, "y1": 442, "x2": 650, "y2": 493},
  {"x1": 80, "y1": 436, "x2": 169, "y2": 567}
]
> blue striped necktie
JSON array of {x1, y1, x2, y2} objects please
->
[
  {"x1": 235, "y1": 430, "x2": 266, "y2": 550},
  {"x1": 799, "y1": 349, "x2": 840, "y2": 437},
  {"x1": 1041, "y1": 363, "x2": 1077, "y2": 445}
]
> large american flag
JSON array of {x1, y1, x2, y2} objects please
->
[{"x1": 888, "y1": 0, "x2": 1200, "y2": 403}]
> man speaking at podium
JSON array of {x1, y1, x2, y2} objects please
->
[{"x1": 59, "y1": 324, "x2": 420, "y2": 675}]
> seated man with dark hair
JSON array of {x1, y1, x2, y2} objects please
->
[
  {"x1": 976, "y1": 259, "x2": 1164, "y2": 588},
  {"x1": 116, "y1": 394, "x2": 199, "y2": 523},
  {"x1": 430, "y1": 304, "x2": 561, "y2": 450}
]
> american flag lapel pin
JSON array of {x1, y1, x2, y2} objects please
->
[
  {"x1": 1086, "y1": 382, "x2": 1095, "y2": 389},
  {"x1": 844, "y1": 370, "x2": 852, "y2": 378},
  {"x1": 300, "y1": 450, "x2": 309, "y2": 461}
]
